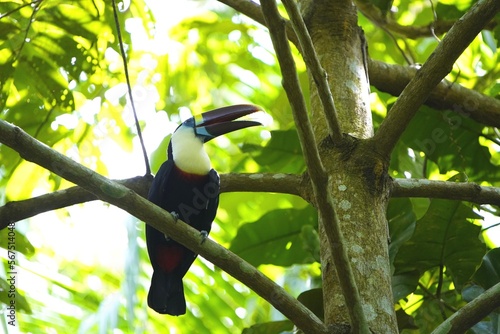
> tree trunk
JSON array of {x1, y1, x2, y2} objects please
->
[{"x1": 300, "y1": 0, "x2": 398, "y2": 332}]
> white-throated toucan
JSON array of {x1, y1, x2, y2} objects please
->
[{"x1": 146, "y1": 104, "x2": 263, "y2": 315}]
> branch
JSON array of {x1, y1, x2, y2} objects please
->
[
  {"x1": 222, "y1": 172, "x2": 303, "y2": 195},
  {"x1": 392, "y1": 179, "x2": 500, "y2": 206},
  {"x1": 219, "y1": 0, "x2": 500, "y2": 129},
  {"x1": 431, "y1": 282, "x2": 500, "y2": 334},
  {"x1": 259, "y1": 0, "x2": 369, "y2": 332},
  {"x1": 0, "y1": 121, "x2": 328, "y2": 333},
  {"x1": 369, "y1": 60, "x2": 500, "y2": 128},
  {"x1": 0, "y1": 173, "x2": 304, "y2": 228},
  {"x1": 281, "y1": 0, "x2": 343, "y2": 142},
  {"x1": 373, "y1": 0, "x2": 500, "y2": 157}
]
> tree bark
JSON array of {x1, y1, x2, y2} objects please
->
[{"x1": 300, "y1": 0, "x2": 398, "y2": 332}]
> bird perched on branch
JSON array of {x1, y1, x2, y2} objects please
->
[{"x1": 146, "y1": 104, "x2": 263, "y2": 315}]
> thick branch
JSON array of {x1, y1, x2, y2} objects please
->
[
  {"x1": 431, "y1": 282, "x2": 500, "y2": 334},
  {"x1": 0, "y1": 120, "x2": 328, "y2": 334},
  {"x1": 0, "y1": 173, "x2": 304, "y2": 228},
  {"x1": 374, "y1": 0, "x2": 500, "y2": 157},
  {"x1": 260, "y1": 0, "x2": 369, "y2": 332},
  {"x1": 392, "y1": 179, "x2": 500, "y2": 206}
]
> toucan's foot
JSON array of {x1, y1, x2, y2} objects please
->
[
  {"x1": 200, "y1": 230, "x2": 208, "y2": 244},
  {"x1": 164, "y1": 234, "x2": 171, "y2": 241},
  {"x1": 170, "y1": 211, "x2": 179, "y2": 222}
]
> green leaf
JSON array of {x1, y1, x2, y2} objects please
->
[
  {"x1": 387, "y1": 198, "x2": 417, "y2": 270},
  {"x1": 244, "y1": 130, "x2": 305, "y2": 173},
  {"x1": 394, "y1": 199, "x2": 486, "y2": 289},
  {"x1": 401, "y1": 106, "x2": 500, "y2": 182},
  {"x1": 463, "y1": 250, "x2": 500, "y2": 334},
  {"x1": 392, "y1": 272, "x2": 419, "y2": 302},
  {"x1": 435, "y1": 3, "x2": 466, "y2": 20},
  {"x1": 396, "y1": 308, "x2": 419, "y2": 332},
  {"x1": 0, "y1": 278, "x2": 32, "y2": 314},
  {"x1": 371, "y1": 0, "x2": 394, "y2": 16},
  {"x1": 472, "y1": 247, "x2": 500, "y2": 289},
  {"x1": 242, "y1": 320, "x2": 294, "y2": 334},
  {"x1": 297, "y1": 288, "x2": 323, "y2": 320},
  {"x1": 0, "y1": 224, "x2": 35, "y2": 257},
  {"x1": 229, "y1": 206, "x2": 318, "y2": 267}
]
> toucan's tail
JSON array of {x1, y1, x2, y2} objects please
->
[{"x1": 147, "y1": 271, "x2": 186, "y2": 316}]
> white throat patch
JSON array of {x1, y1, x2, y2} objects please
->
[{"x1": 170, "y1": 125, "x2": 211, "y2": 175}]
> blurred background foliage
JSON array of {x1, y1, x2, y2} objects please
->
[{"x1": 0, "y1": 0, "x2": 499, "y2": 333}]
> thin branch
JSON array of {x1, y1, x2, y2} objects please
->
[
  {"x1": 281, "y1": 0, "x2": 343, "y2": 143},
  {"x1": 0, "y1": 173, "x2": 304, "y2": 228},
  {"x1": 373, "y1": 0, "x2": 500, "y2": 158},
  {"x1": 221, "y1": 172, "x2": 303, "y2": 195},
  {"x1": 391, "y1": 179, "x2": 500, "y2": 206},
  {"x1": 0, "y1": 120, "x2": 328, "y2": 334},
  {"x1": 417, "y1": 282, "x2": 458, "y2": 313},
  {"x1": 431, "y1": 282, "x2": 500, "y2": 334},
  {"x1": 11, "y1": 0, "x2": 42, "y2": 63},
  {"x1": 259, "y1": 0, "x2": 369, "y2": 332},
  {"x1": 0, "y1": 0, "x2": 42, "y2": 20},
  {"x1": 111, "y1": 0, "x2": 151, "y2": 175}
]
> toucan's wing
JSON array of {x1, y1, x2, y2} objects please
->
[
  {"x1": 196, "y1": 169, "x2": 220, "y2": 233},
  {"x1": 147, "y1": 159, "x2": 174, "y2": 207}
]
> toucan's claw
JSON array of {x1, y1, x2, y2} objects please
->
[
  {"x1": 170, "y1": 211, "x2": 179, "y2": 222},
  {"x1": 200, "y1": 230, "x2": 208, "y2": 244}
]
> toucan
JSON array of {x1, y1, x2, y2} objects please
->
[{"x1": 146, "y1": 104, "x2": 262, "y2": 315}]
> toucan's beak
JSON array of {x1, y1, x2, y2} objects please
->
[{"x1": 193, "y1": 104, "x2": 263, "y2": 142}]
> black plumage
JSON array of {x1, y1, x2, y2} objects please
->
[
  {"x1": 146, "y1": 153, "x2": 220, "y2": 315},
  {"x1": 145, "y1": 104, "x2": 262, "y2": 316}
]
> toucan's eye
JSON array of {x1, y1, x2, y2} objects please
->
[{"x1": 182, "y1": 118, "x2": 194, "y2": 127}]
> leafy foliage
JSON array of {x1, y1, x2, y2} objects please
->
[{"x1": 0, "y1": 0, "x2": 499, "y2": 333}]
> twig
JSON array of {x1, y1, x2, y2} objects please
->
[
  {"x1": 11, "y1": 0, "x2": 41, "y2": 63},
  {"x1": 0, "y1": 119, "x2": 328, "y2": 334},
  {"x1": 111, "y1": 0, "x2": 151, "y2": 175},
  {"x1": 0, "y1": 173, "x2": 304, "y2": 228},
  {"x1": 259, "y1": 0, "x2": 369, "y2": 332},
  {"x1": 391, "y1": 178, "x2": 500, "y2": 206},
  {"x1": 281, "y1": 0, "x2": 343, "y2": 143},
  {"x1": 374, "y1": 0, "x2": 500, "y2": 158},
  {"x1": 431, "y1": 282, "x2": 500, "y2": 334},
  {"x1": 0, "y1": 0, "x2": 42, "y2": 20}
]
